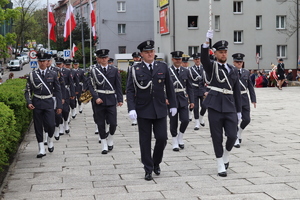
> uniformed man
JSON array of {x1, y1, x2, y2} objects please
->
[
  {"x1": 232, "y1": 53, "x2": 256, "y2": 148},
  {"x1": 189, "y1": 53, "x2": 207, "y2": 129},
  {"x1": 108, "y1": 58, "x2": 114, "y2": 66},
  {"x1": 72, "y1": 59, "x2": 86, "y2": 113},
  {"x1": 48, "y1": 56, "x2": 66, "y2": 141},
  {"x1": 181, "y1": 57, "x2": 190, "y2": 68},
  {"x1": 24, "y1": 52, "x2": 62, "y2": 158},
  {"x1": 65, "y1": 59, "x2": 80, "y2": 119},
  {"x1": 57, "y1": 59, "x2": 75, "y2": 134},
  {"x1": 126, "y1": 40, "x2": 177, "y2": 181},
  {"x1": 201, "y1": 30, "x2": 242, "y2": 177},
  {"x1": 277, "y1": 58, "x2": 285, "y2": 90},
  {"x1": 127, "y1": 51, "x2": 142, "y2": 126},
  {"x1": 168, "y1": 51, "x2": 194, "y2": 151},
  {"x1": 87, "y1": 49, "x2": 123, "y2": 154}
]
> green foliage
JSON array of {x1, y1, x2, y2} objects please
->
[
  {"x1": 0, "y1": 102, "x2": 18, "y2": 170},
  {"x1": 119, "y1": 70, "x2": 127, "y2": 94}
]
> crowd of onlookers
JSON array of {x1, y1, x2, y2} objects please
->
[{"x1": 249, "y1": 68, "x2": 300, "y2": 88}]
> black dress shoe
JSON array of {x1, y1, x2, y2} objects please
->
[
  {"x1": 95, "y1": 132, "x2": 99, "y2": 134},
  {"x1": 108, "y1": 145, "x2": 113, "y2": 151},
  {"x1": 153, "y1": 165, "x2": 161, "y2": 175},
  {"x1": 144, "y1": 173, "x2": 153, "y2": 181},
  {"x1": 44, "y1": 142, "x2": 47, "y2": 145},
  {"x1": 200, "y1": 123, "x2": 205, "y2": 127},
  {"x1": 239, "y1": 139, "x2": 242, "y2": 143},
  {"x1": 48, "y1": 147, "x2": 54, "y2": 153},
  {"x1": 131, "y1": 123, "x2": 137, "y2": 126},
  {"x1": 99, "y1": 140, "x2": 101, "y2": 143},
  {"x1": 234, "y1": 144, "x2": 240, "y2": 148},
  {"x1": 79, "y1": 111, "x2": 82, "y2": 113},
  {"x1": 218, "y1": 171, "x2": 227, "y2": 177},
  {"x1": 194, "y1": 127, "x2": 199, "y2": 130},
  {"x1": 224, "y1": 162, "x2": 229, "y2": 170},
  {"x1": 59, "y1": 132, "x2": 64, "y2": 135},
  {"x1": 54, "y1": 136, "x2": 60, "y2": 141},
  {"x1": 179, "y1": 144, "x2": 184, "y2": 149},
  {"x1": 101, "y1": 150, "x2": 108, "y2": 154},
  {"x1": 173, "y1": 147, "x2": 179, "y2": 152},
  {"x1": 36, "y1": 153, "x2": 46, "y2": 158},
  {"x1": 65, "y1": 129, "x2": 70, "y2": 134},
  {"x1": 189, "y1": 119, "x2": 192, "y2": 121}
]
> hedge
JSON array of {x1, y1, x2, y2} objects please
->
[{"x1": 0, "y1": 78, "x2": 32, "y2": 171}]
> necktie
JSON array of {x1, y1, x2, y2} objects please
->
[
  {"x1": 221, "y1": 64, "x2": 228, "y2": 73},
  {"x1": 42, "y1": 71, "x2": 45, "y2": 78},
  {"x1": 197, "y1": 66, "x2": 200, "y2": 71},
  {"x1": 103, "y1": 67, "x2": 106, "y2": 74},
  {"x1": 149, "y1": 64, "x2": 153, "y2": 74},
  {"x1": 238, "y1": 70, "x2": 241, "y2": 77},
  {"x1": 176, "y1": 68, "x2": 179, "y2": 76}
]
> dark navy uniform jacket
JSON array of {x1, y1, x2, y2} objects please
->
[
  {"x1": 239, "y1": 68, "x2": 256, "y2": 107},
  {"x1": 70, "y1": 69, "x2": 80, "y2": 93},
  {"x1": 189, "y1": 65, "x2": 206, "y2": 96},
  {"x1": 25, "y1": 69, "x2": 62, "y2": 109},
  {"x1": 169, "y1": 65, "x2": 194, "y2": 107},
  {"x1": 126, "y1": 61, "x2": 177, "y2": 119},
  {"x1": 49, "y1": 65, "x2": 66, "y2": 100},
  {"x1": 201, "y1": 45, "x2": 241, "y2": 113},
  {"x1": 60, "y1": 68, "x2": 75, "y2": 98},
  {"x1": 88, "y1": 64, "x2": 123, "y2": 106}
]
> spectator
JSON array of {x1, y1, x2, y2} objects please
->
[
  {"x1": 0, "y1": 77, "x2": 2, "y2": 84},
  {"x1": 276, "y1": 58, "x2": 285, "y2": 90},
  {"x1": 286, "y1": 69, "x2": 293, "y2": 81},
  {"x1": 9, "y1": 72, "x2": 14, "y2": 79},
  {"x1": 250, "y1": 70, "x2": 257, "y2": 86},
  {"x1": 189, "y1": 21, "x2": 196, "y2": 27},
  {"x1": 296, "y1": 69, "x2": 300, "y2": 81},
  {"x1": 255, "y1": 71, "x2": 264, "y2": 88}
]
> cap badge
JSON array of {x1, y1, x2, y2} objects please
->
[
  {"x1": 147, "y1": 40, "x2": 150, "y2": 45},
  {"x1": 102, "y1": 49, "x2": 105, "y2": 54}
]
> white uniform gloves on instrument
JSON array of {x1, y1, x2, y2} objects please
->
[
  {"x1": 129, "y1": 108, "x2": 178, "y2": 120},
  {"x1": 206, "y1": 30, "x2": 214, "y2": 42},
  {"x1": 237, "y1": 112, "x2": 242, "y2": 124}
]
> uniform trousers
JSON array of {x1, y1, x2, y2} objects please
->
[
  {"x1": 193, "y1": 96, "x2": 205, "y2": 119},
  {"x1": 240, "y1": 103, "x2": 251, "y2": 129},
  {"x1": 169, "y1": 105, "x2": 189, "y2": 137},
  {"x1": 70, "y1": 98, "x2": 77, "y2": 109},
  {"x1": 33, "y1": 107, "x2": 55, "y2": 143},
  {"x1": 76, "y1": 90, "x2": 82, "y2": 106},
  {"x1": 93, "y1": 104, "x2": 117, "y2": 139},
  {"x1": 62, "y1": 98, "x2": 70, "y2": 121},
  {"x1": 137, "y1": 117, "x2": 168, "y2": 174},
  {"x1": 207, "y1": 108, "x2": 237, "y2": 158}
]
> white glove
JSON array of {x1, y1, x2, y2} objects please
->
[
  {"x1": 237, "y1": 112, "x2": 242, "y2": 124},
  {"x1": 129, "y1": 110, "x2": 137, "y2": 120},
  {"x1": 206, "y1": 30, "x2": 214, "y2": 42},
  {"x1": 170, "y1": 108, "x2": 177, "y2": 117}
]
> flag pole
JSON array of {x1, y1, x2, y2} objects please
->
[
  {"x1": 209, "y1": 0, "x2": 212, "y2": 48},
  {"x1": 89, "y1": 0, "x2": 92, "y2": 66},
  {"x1": 47, "y1": 0, "x2": 50, "y2": 52},
  {"x1": 69, "y1": 1, "x2": 72, "y2": 52}
]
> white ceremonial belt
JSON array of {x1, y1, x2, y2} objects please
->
[
  {"x1": 174, "y1": 88, "x2": 186, "y2": 93},
  {"x1": 207, "y1": 86, "x2": 233, "y2": 94},
  {"x1": 192, "y1": 83, "x2": 199, "y2": 87},
  {"x1": 34, "y1": 94, "x2": 53, "y2": 99},
  {"x1": 96, "y1": 90, "x2": 115, "y2": 94},
  {"x1": 79, "y1": 82, "x2": 83, "y2": 86},
  {"x1": 241, "y1": 90, "x2": 248, "y2": 94}
]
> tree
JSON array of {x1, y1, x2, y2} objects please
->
[{"x1": 0, "y1": 0, "x2": 19, "y2": 60}]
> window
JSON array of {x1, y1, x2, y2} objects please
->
[
  {"x1": 276, "y1": 16, "x2": 286, "y2": 29},
  {"x1": 188, "y1": 46, "x2": 199, "y2": 56},
  {"x1": 117, "y1": 1, "x2": 126, "y2": 12},
  {"x1": 119, "y1": 46, "x2": 126, "y2": 54},
  {"x1": 256, "y1": 15, "x2": 262, "y2": 29},
  {"x1": 234, "y1": 31, "x2": 243, "y2": 43},
  {"x1": 233, "y1": 1, "x2": 243, "y2": 14},
  {"x1": 256, "y1": 45, "x2": 262, "y2": 58},
  {"x1": 118, "y1": 24, "x2": 126, "y2": 34},
  {"x1": 215, "y1": 15, "x2": 220, "y2": 31},
  {"x1": 277, "y1": 45, "x2": 286, "y2": 58},
  {"x1": 188, "y1": 16, "x2": 198, "y2": 28}
]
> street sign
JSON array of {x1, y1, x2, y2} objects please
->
[
  {"x1": 29, "y1": 50, "x2": 37, "y2": 59},
  {"x1": 30, "y1": 60, "x2": 38, "y2": 68},
  {"x1": 63, "y1": 50, "x2": 71, "y2": 59}
]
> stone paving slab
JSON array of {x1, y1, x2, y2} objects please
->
[{"x1": 1, "y1": 87, "x2": 300, "y2": 200}]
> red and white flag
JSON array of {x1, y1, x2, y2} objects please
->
[
  {"x1": 71, "y1": 43, "x2": 78, "y2": 58},
  {"x1": 48, "y1": 4, "x2": 56, "y2": 42},
  {"x1": 63, "y1": 4, "x2": 76, "y2": 42},
  {"x1": 90, "y1": 0, "x2": 96, "y2": 40}
]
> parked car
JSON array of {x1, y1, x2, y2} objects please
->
[{"x1": 8, "y1": 59, "x2": 23, "y2": 71}]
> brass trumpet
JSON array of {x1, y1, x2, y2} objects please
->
[{"x1": 79, "y1": 90, "x2": 93, "y2": 104}]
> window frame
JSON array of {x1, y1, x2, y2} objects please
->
[
  {"x1": 277, "y1": 45, "x2": 287, "y2": 58},
  {"x1": 188, "y1": 46, "x2": 199, "y2": 57},
  {"x1": 233, "y1": 30, "x2": 243, "y2": 43},
  {"x1": 118, "y1": 46, "x2": 126, "y2": 54},
  {"x1": 117, "y1": 1, "x2": 126, "y2": 12},
  {"x1": 188, "y1": 16, "x2": 198, "y2": 29},
  {"x1": 118, "y1": 24, "x2": 126, "y2": 34},
  {"x1": 215, "y1": 15, "x2": 220, "y2": 31},
  {"x1": 233, "y1": 1, "x2": 243, "y2": 14},
  {"x1": 256, "y1": 45, "x2": 262, "y2": 58},
  {"x1": 276, "y1": 15, "x2": 286, "y2": 29},
  {"x1": 256, "y1": 15, "x2": 262, "y2": 30}
]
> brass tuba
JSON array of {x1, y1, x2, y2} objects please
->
[{"x1": 79, "y1": 90, "x2": 93, "y2": 104}]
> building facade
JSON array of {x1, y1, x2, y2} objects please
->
[{"x1": 154, "y1": 0, "x2": 299, "y2": 70}]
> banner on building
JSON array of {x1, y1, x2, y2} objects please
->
[
  {"x1": 159, "y1": 0, "x2": 169, "y2": 7},
  {"x1": 160, "y1": 7, "x2": 169, "y2": 35}
]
